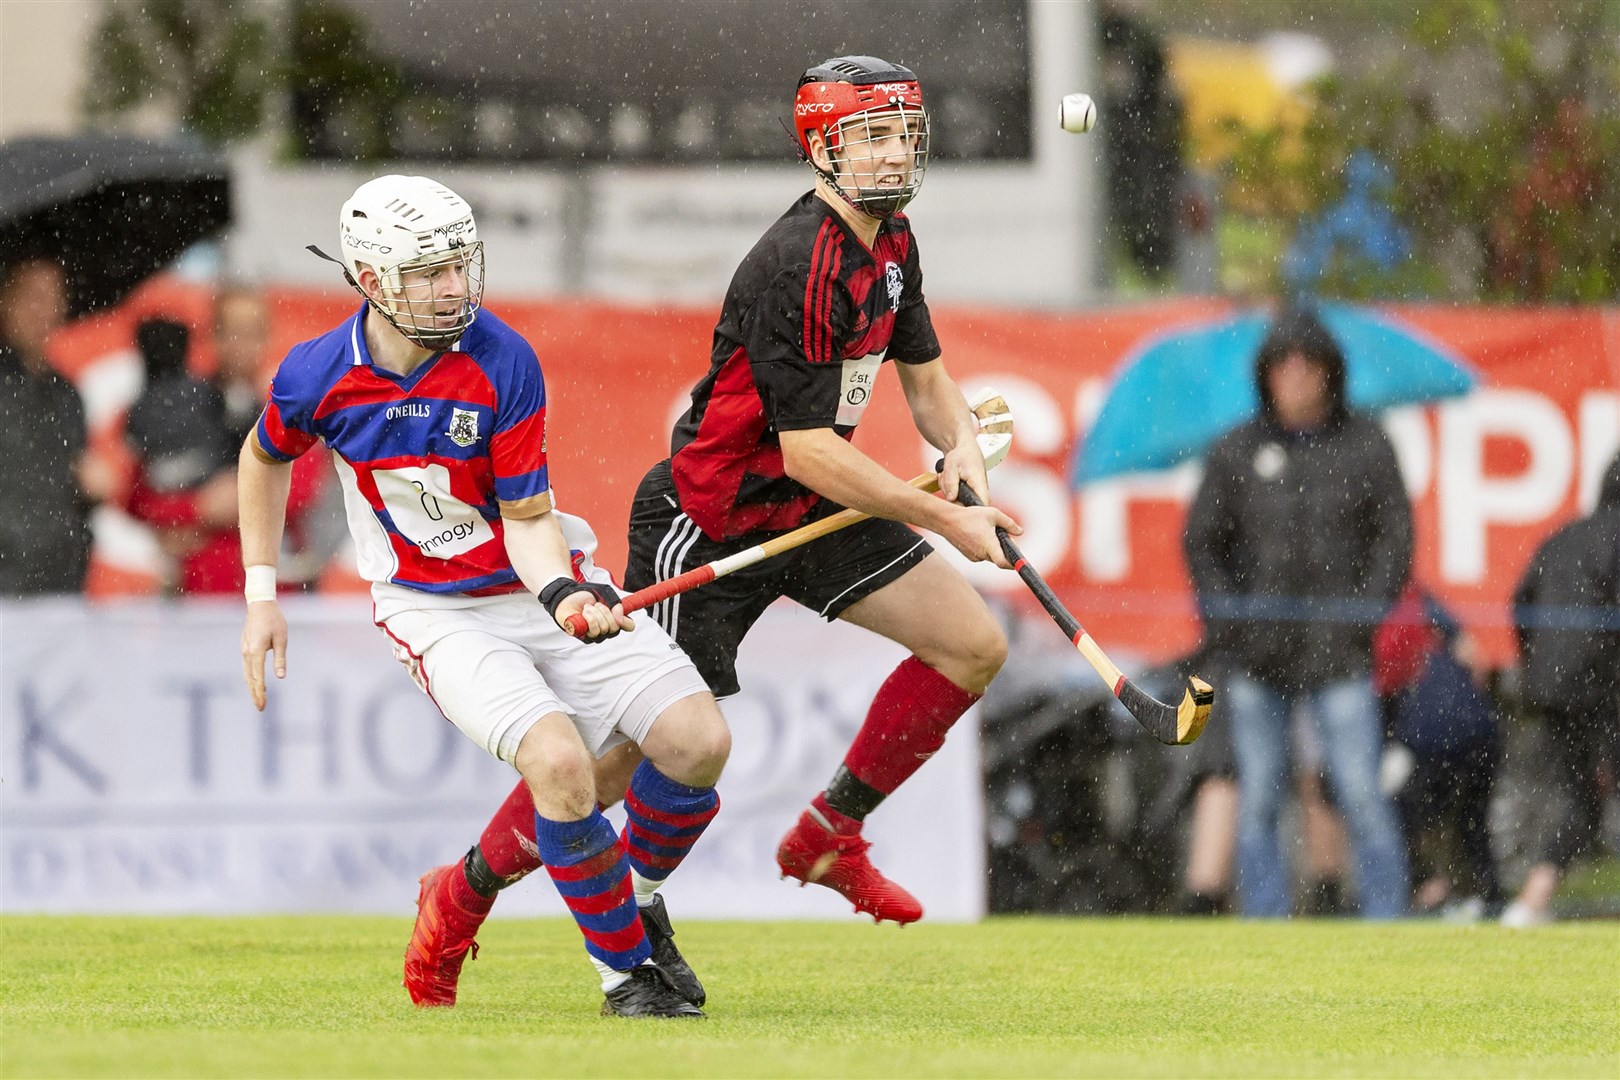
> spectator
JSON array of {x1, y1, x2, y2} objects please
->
[
  {"x1": 1098, "y1": 3, "x2": 1185, "y2": 283},
  {"x1": 1502, "y1": 451, "x2": 1620, "y2": 927},
  {"x1": 1176, "y1": 718, "x2": 1355, "y2": 917},
  {"x1": 0, "y1": 257, "x2": 110, "y2": 595},
  {"x1": 1178, "y1": 766, "x2": 1238, "y2": 915},
  {"x1": 1374, "y1": 582, "x2": 1503, "y2": 918},
  {"x1": 1184, "y1": 304, "x2": 1413, "y2": 918},
  {"x1": 123, "y1": 317, "x2": 240, "y2": 595},
  {"x1": 208, "y1": 285, "x2": 344, "y2": 589},
  {"x1": 213, "y1": 284, "x2": 271, "y2": 447}
]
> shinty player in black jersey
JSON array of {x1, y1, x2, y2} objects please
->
[{"x1": 403, "y1": 55, "x2": 1020, "y2": 1009}]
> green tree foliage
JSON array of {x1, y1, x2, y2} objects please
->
[
  {"x1": 1222, "y1": 1, "x2": 1620, "y2": 302},
  {"x1": 83, "y1": 0, "x2": 400, "y2": 160},
  {"x1": 85, "y1": 0, "x2": 274, "y2": 146},
  {"x1": 286, "y1": 0, "x2": 401, "y2": 161}
]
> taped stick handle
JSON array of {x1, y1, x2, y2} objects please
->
[{"x1": 563, "y1": 469, "x2": 943, "y2": 638}]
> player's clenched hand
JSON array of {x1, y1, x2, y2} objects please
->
[
  {"x1": 937, "y1": 443, "x2": 990, "y2": 505},
  {"x1": 556, "y1": 593, "x2": 634, "y2": 641},
  {"x1": 937, "y1": 503, "x2": 1021, "y2": 569},
  {"x1": 241, "y1": 601, "x2": 288, "y2": 711},
  {"x1": 542, "y1": 579, "x2": 634, "y2": 643}
]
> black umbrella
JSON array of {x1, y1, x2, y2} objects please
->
[{"x1": 0, "y1": 134, "x2": 230, "y2": 317}]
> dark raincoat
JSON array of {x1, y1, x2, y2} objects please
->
[
  {"x1": 1513, "y1": 454, "x2": 1620, "y2": 715},
  {"x1": 0, "y1": 340, "x2": 92, "y2": 594},
  {"x1": 1183, "y1": 307, "x2": 1414, "y2": 691}
]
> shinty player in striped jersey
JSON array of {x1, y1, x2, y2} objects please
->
[
  {"x1": 239, "y1": 175, "x2": 729, "y2": 1018},
  {"x1": 409, "y1": 56, "x2": 1020, "y2": 1002}
]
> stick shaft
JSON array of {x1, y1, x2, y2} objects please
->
[
  {"x1": 564, "y1": 470, "x2": 940, "y2": 635},
  {"x1": 994, "y1": 520, "x2": 1126, "y2": 693},
  {"x1": 954, "y1": 481, "x2": 1211, "y2": 746}
]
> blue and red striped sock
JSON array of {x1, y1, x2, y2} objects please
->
[
  {"x1": 534, "y1": 809, "x2": 649, "y2": 974},
  {"x1": 624, "y1": 760, "x2": 719, "y2": 904}
]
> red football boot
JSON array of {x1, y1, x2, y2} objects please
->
[
  {"x1": 775, "y1": 811, "x2": 924, "y2": 925},
  {"x1": 403, "y1": 864, "x2": 488, "y2": 1007}
]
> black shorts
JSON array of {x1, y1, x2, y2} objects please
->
[{"x1": 624, "y1": 459, "x2": 932, "y2": 697}]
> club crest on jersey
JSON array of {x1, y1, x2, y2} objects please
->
[
  {"x1": 446, "y1": 407, "x2": 480, "y2": 447},
  {"x1": 884, "y1": 261, "x2": 904, "y2": 312}
]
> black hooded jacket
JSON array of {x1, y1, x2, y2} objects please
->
[
  {"x1": 0, "y1": 340, "x2": 92, "y2": 595},
  {"x1": 1513, "y1": 453, "x2": 1620, "y2": 715},
  {"x1": 1183, "y1": 307, "x2": 1414, "y2": 691}
]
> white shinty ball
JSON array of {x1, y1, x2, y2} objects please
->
[{"x1": 1060, "y1": 92, "x2": 1097, "y2": 134}]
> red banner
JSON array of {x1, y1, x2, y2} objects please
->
[{"x1": 53, "y1": 280, "x2": 1619, "y2": 668}]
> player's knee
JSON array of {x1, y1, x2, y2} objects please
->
[
  {"x1": 950, "y1": 617, "x2": 1007, "y2": 694},
  {"x1": 644, "y1": 699, "x2": 730, "y2": 788},
  {"x1": 695, "y1": 712, "x2": 732, "y2": 773},
  {"x1": 514, "y1": 732, "x2": 595, "y2": 804},
  {"x1": 677, "y1": 710, "x2": 731, "y2": 786}
]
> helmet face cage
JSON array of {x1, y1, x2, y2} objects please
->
[
  {"x1": 336, "y1": 175, "x2": 486, "y2": 350},
  {"x1": 795, "y1": 57, "x2": 930, "y2": 219},
  {"x1": 367, "y1": 242, "x2": 486, "y2": 350},
  {"x1": 823, "y1": 105, "x2": 929, "y2": 219}
]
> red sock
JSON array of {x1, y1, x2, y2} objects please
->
[
  {"x1": 446, "y1": 858, "x2": 495, "y2": 917},
  {"x1": 810, "y1": 792, "x2": 864, "y2": 835},
  {"x1": 840, "y1": 656, "x2": 980, "y2": 796},
  {"x1": 479, "y1": 779, "x2": 544, "y2": 883}
]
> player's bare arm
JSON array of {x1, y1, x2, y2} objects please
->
[
  {"x1": 502, "y1": 510, "x2": 634, "y2": 640},
  {"x1": 777, "y1": 426, "x2": 1019, "y2": 568},
  {"x1": 238, "y1": 432, "x2": 292, "y2": 711},
  {"x1": 894, "y1": 358, "x2": 987, "y2": 503}
]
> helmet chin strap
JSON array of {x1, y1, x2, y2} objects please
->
[
  {"x1": 368, "y1": 293, "x2": 465, "y2": 351},
  {"x1": 807, "y1": 151, "x2": 903, "y2": 221},
  {"x1": 309, "y1": 243, "x2": 472, "y2": 351}
]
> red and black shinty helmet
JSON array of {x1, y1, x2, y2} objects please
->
[{"x1": 793, "y1": 55, "x2": 930, "y2": 219}]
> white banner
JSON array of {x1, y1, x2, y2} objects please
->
[{"x1": 0, "y1": 599, "x2": 984, "y2": 922}]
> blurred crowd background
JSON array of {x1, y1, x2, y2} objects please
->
[{"x1": 1, "y1": 0, "x2": 1616, "y2": 924}]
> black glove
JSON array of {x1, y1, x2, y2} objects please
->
[{"x1": 538, "y1": 577, "x2": 624, "y2": 643}]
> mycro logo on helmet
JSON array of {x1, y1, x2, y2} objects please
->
[
  {"x1": 347, "y1": 236, "x2": 395, "y2": 254},
  {"x1": 796, "y1": 102, "x2": 835, "y2": 115},
  {"x1": 869, "y1": 83, "x2": 915, "y2": 96}
]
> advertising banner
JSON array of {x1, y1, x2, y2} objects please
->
[
  {"x1": 0, "y1": 599, "x2": 984, "y2": 920},
  {"x1": 48, "y1": 287, "x2": 1619, "y2": 669}
]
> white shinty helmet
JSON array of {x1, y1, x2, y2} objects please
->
[{"x1": 337, "y1": 174, "x2": 486, "y2": 348}]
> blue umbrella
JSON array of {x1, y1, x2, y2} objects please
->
[{"x1": 1072, "y1": 302, "x2": 1477, "y2": 485}]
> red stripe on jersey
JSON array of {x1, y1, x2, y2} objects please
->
[
  {"x1": 311, "y1": 352, "x2": 496, "y2": 422},
  {"x1": 803, "y1": 221, "x2": 831, "y2": 363},
  {"x1": 671, "y1": 347, "x2": 823, "y2": 538},
  {"x1": 347, "y1": 452, "x2": 497, "y2": 512},
  {"x1": 312, "y1": 366, "x2": 410, "y2": 420},
  {"x1": 491, "y1": 405, "x2": 546, "y2": 481},
  {"x1": 807, "y1": 219, "x2": 845, "y2": 364},
  {"x1": 821, "y1": 237, "x2": 843, "y2": 361},
  {"x1": 261, "y1": 400, "x2": 318, "y2": 458},
  {"x1": 411, "y1": 353, "x2": 497, "y2": 410},
  {"x1": 344, "y1": 450, "x2": 520, "y2": 591}
]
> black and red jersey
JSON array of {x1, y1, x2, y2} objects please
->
[{"x1": 670, "y1": 192, "x2": 942, "y2": 540}]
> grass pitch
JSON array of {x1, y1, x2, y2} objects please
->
[{"x1": 2, "y1": 915, "x2": 1615, "y2": 1078}]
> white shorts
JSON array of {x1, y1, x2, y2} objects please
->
[{"x1": 373, "y1": 583, "x2": 711, "y2": 764}]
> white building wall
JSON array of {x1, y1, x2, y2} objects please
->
[{"x1": 0, "y1": 0, "x2": 99, "y2": 139}]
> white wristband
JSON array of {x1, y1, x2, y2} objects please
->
[{"x1": 244, "y1": 565, "x2": 278, "y2": 604}]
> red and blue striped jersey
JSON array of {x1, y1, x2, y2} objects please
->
[{"x1": 253, "y1": 306, "x2": 551, "y2": 595}]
